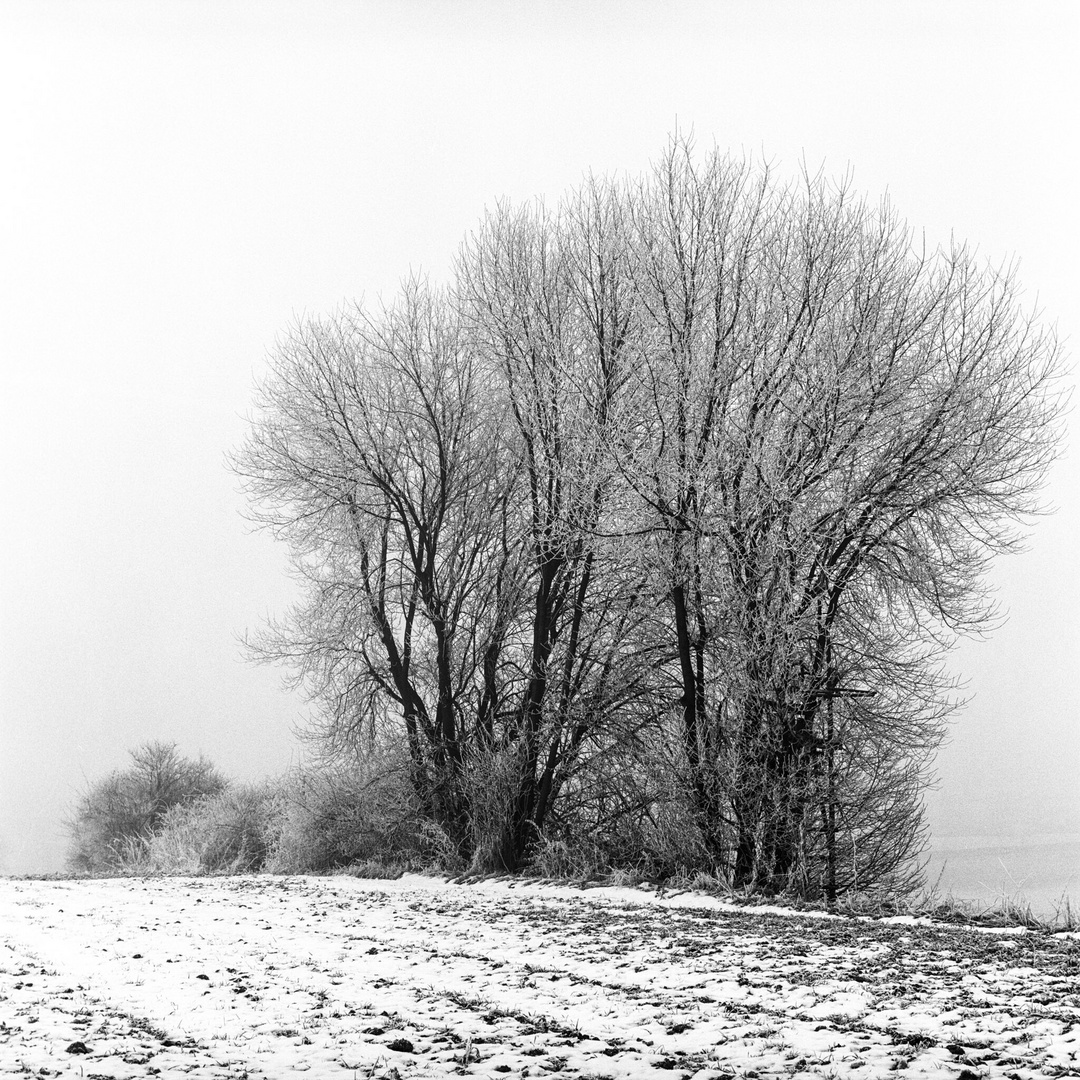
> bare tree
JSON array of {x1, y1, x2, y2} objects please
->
[
  {"x1": 237, "y1": 140, "x2": 1065, "y2": 894},
  {"x1": 617, "y1": 141, "x2": 1066, "y2": 894},
  {"x1": 235, "y1": 281, "x2": 517, "y2": 858},
  {"x1": 238, "y1": 270, "x2": 656, "y2": 870},
  {"x1": 458, "y1": 179, "x2": 661, "y2": 869}
]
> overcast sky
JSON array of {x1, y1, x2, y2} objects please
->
[{"x1": 1, "y1": 1, "x2": 1077, "y2": 875}]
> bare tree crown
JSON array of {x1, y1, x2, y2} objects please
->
[{"x1": 234, "y1": 139, "x2": 1067, "y2": 894}]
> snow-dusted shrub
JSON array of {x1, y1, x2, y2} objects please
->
[
  {"x1": 65, "y1": 742, "x2": 227, "y2": 874},
  {"x1": 265, "y1": 754, "x2": 429, "y2": 873},
  {"x1": 143, "y1": 782, "x2": 281, "y2": 873},
  {"x1": 527, "y1": 836, "x2": 612, "y2": 880},
  {"x1": 459, "y1": 744, "x2": 526, "y2": 874},
  {"x1": 531, "y1": 725, "x2": 714, "y2": 881}
]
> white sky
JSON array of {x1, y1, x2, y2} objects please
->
[{"x1": 1, "y1": 1, "x2": 1077, "y2": 874}]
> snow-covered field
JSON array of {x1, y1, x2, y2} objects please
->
[{"x1": 1, "y1": 874, "x2": 1078, "y2": 1078}]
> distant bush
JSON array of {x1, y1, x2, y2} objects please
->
[
  {"x1": 65, "y1": 742, "x2": 227, "y2": 874},
  {"x1": 65, "y1": 741, "x2": 471, "y2": 878}
]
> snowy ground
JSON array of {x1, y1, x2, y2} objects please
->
[{"x1": 1, "y1": 874, "x2": 1078, "y2": 1079}]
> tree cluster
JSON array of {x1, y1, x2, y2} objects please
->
[{"x1": 235, "y1": 142, "x2": 1065, "y2": 897}]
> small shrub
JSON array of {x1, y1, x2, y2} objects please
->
[
  {"x1": 265, "y1": 753, "x2": 428, "y2": 874},
  {"x1": 536, "y1": 732, "x2": 716, "y2": 881},
  {"x1": 340, "y1": 859, "x2": 406, "y2": 880},
  {"x1": 144, "y1": 782, "x2": 280, "y2": 873},
  {"x1": 417, "y1": 818, "x2": 467, "y2": 873},
  {"x1": 527, "y1": 836, "x2": 612, "y2": 881},
  {"x1": 66, "y1": 742, "x2": 227, "y2": 874},
  {"x1": 460, "y1": 744, "x2": 525, "y2": 874}
]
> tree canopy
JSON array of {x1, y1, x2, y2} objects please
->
[{"x1": 236, "y1": 141, "x2": 1066, "y2": 895}]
